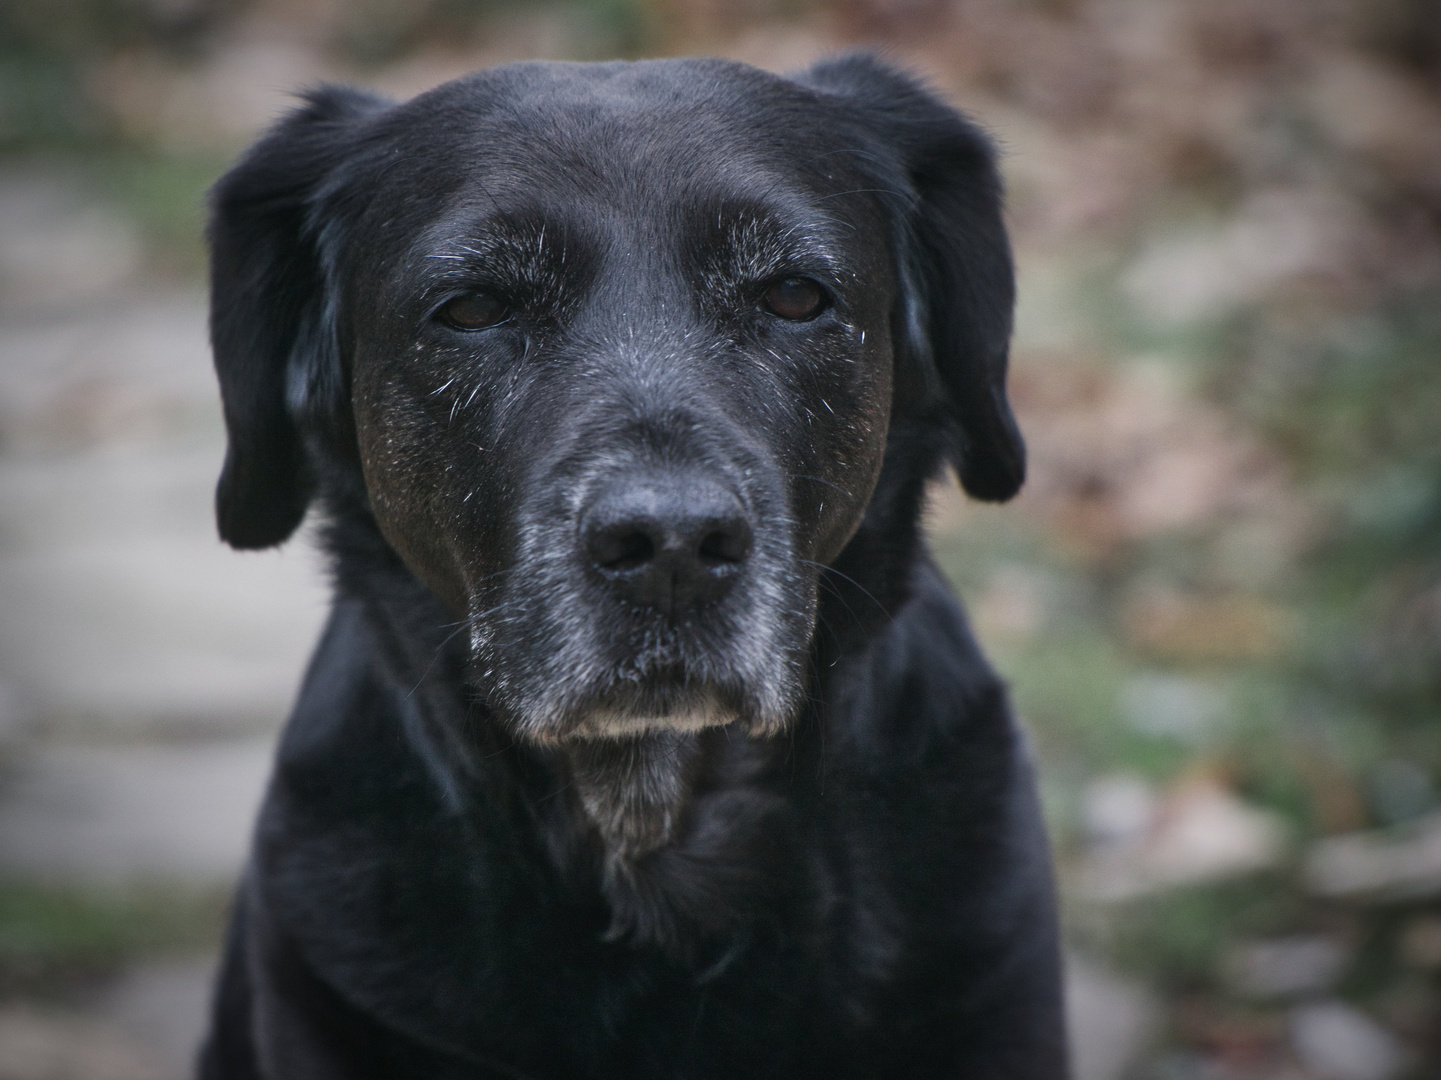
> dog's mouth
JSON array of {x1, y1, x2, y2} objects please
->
[
  {"x1": 512, "y1": 676, "x2": 756, "y2": 746},
  {"x1": 567, "y1": 698, "x2": 736, "y2": 741},
  {"x1": 473, "y1": 609, "x2": 805, "y2": 747}
]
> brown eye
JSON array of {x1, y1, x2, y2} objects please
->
[
  {"x1": 438, "y1": 293, "x2": 510, "y2": 331},
  {"x1": 762, "y1": 277, "x2": 827, "y2": 321}
]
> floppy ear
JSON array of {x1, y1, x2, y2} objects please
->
[
  {"x1": 801, "y1": 55, "x2": 1025, "y2": 502},
  {"x1": 208, "y1": 85, "x2": 389, "y2": 549}
]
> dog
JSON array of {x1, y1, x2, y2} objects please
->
[{"x1": 198, "y1": 54, "x2": 1067, "y2": 1079}]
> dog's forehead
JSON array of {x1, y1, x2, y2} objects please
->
[
  {"x1": 414, "y1": 58, "x2": 828, "y2": 152},
  {"x1": 369, "y1": 60, "x2": 869, "y2": 221},
  {"x1": 328, "y1": 59, "x2": 900, "y2": 307}
]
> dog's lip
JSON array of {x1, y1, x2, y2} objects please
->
[
  {"x1": 565, "y1": 705, "x2": 737, "y2": 740},
  {"x1": 511, "y1": 678, "x2": 749, "y2": 744}
]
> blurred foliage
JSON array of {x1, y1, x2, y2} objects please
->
[
  {"x1": 86, "y1": 148, "x2": 230, "y2": 274},
  {"x1": 334, "y1": 0, "x2": 657, "y2": 63},
  {"x1": 0, "y1": 0, "x2": 661, "y2": 150},
  {"x1": 1108, "y1": 875, "x2": 1304, "y2": 993},
  {"x1": 0, "y1": 883, "x2": 229, "y2": 998},
  {"x1": 0, "y1": 0, "x2": 240, "y2": 148}
]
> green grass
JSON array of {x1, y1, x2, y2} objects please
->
[
  {"x1": 83, "y1": 149, "x2": 228, "y2": 278},
  {"x1": 1100, "y1": 873, "x2": 1304, "y2": 994},
  {"x1": 0, "y1": 881, "x2": 230, "y2": 997}
]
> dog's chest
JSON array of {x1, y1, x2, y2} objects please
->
[{"x1": 257, "y1": 622, "x2": 1023, "y2": 1077}]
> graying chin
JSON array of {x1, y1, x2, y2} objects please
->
[
  {"x1": 555, "y1": 693, "x2": 779, "y2": 864},
  {"x1": 565, "y1": 730, "x2": 704, "y2": 862}
]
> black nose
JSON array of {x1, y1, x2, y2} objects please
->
[{"x1": 581, "y1": 473, "x2": 753, "y2": 615}]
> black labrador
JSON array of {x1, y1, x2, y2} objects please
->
[{"x1": 200, "y1": 54, "x2": 1067, "y2": 1079}]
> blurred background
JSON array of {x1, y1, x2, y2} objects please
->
[{"x1": 0, "y1": 0, "x2": 1438, "y2": 1077}]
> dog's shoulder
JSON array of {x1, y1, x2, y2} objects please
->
[{"x1": 828, "y1": 555, "x2": 1014, "y2": 761}]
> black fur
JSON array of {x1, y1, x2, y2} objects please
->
[{"x1": 200, "y1": 55, "x2": 1066, "y2": 1079}]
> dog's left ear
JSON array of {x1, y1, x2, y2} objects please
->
[
  {"x1": 801, "y1": 55, "x2": 1025, "y2": 502},
  {"x1": 209, "y1": 86, "x2": 390, "y2": 549}
]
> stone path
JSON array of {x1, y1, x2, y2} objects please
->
[
  {"x1": 0, "y1": 740, "x2": 271, "y2": 882},
  {"x1": 0, "y1": 172, "x2": 329, "y2": 1079},
  {"x1": 0, "y1": 292, "x2": 329, "y2": 742}
]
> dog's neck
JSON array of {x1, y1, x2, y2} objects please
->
[
  {"x1": 548, "y1": 724, "x2": 798, "y2": 955},
  {"x1": 562, "y1": 732, "x2": 703, "y2": 861}
]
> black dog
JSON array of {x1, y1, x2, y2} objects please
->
[{"x1": 199, "y1": 54, "x2": 1067, "y2": 1079}]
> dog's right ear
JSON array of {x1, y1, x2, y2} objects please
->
[
  {"x1": 799, "y1": 55, "x2": 1025, "y2": 503},
  {"x1": 209, "y1": 86, "x2": 389, "y2": 549}
]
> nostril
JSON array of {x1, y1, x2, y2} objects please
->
[
  {"x1": 697, "y1": 522, "x2": 751, "y2": 567},
  {"x1": 590, "y1": 528, "x2": 656, "y2": 572},
  {"x1": 580, "y1": 474, "x2": 753, "y2": 611}
]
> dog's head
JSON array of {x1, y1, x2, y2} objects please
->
[{"x1": 210, "y1": 55, "x2": 1021, "y2": 748}]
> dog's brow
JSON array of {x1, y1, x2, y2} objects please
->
[
  {"x1": 710, "y1": 213, "x2": 846, "y2": 283},
  {"x1": 423, "y1": 221, "x2": 569, "y2": 283}
]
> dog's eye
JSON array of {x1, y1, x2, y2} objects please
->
[
  {"x1": 762, "y1": 278, "x2": 828, "y2": 321},
  {"x1": 438, "y1": 293, "x2": 511, "y2": 331}
]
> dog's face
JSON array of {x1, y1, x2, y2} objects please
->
[
  {"x1": 342, "y1": 64, "x2": 899, "y2": 742},
  {"x1": 210, "y1": 57, "x2": 1023, "y2": 748}
]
